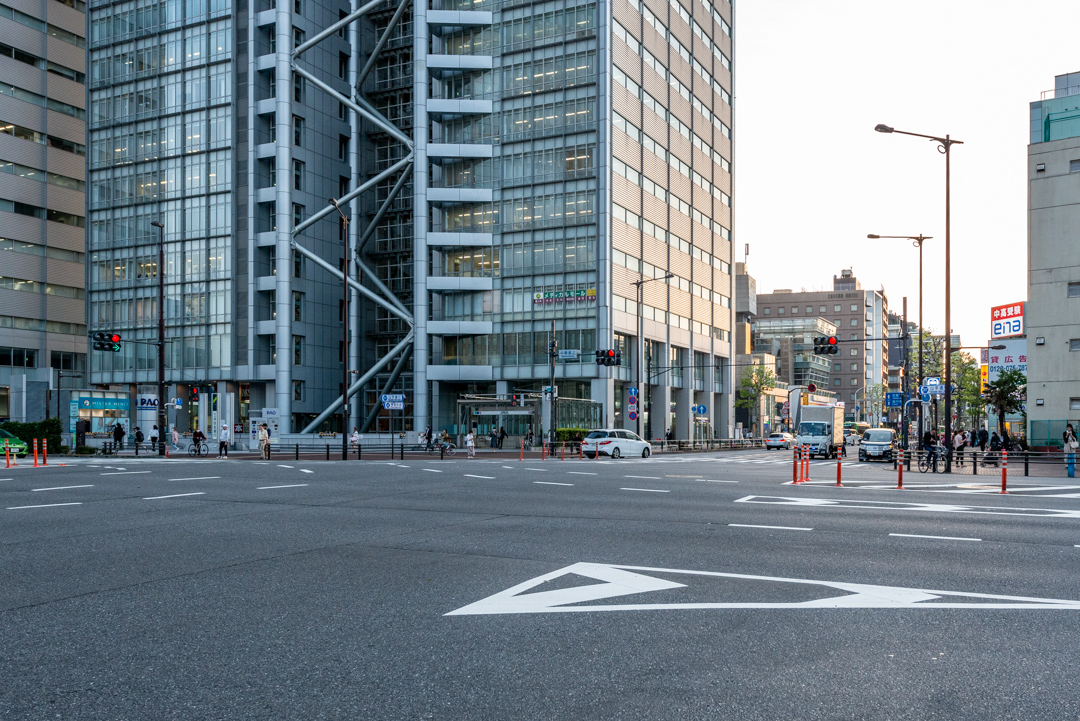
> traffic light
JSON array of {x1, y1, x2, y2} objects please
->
[
  {"x1": 813, "y1": 336, "x2": 839, "y2": 355},
  {"x1": 615, "y1": 349, "x2": 622, "y2": 366},
  {"x1": 595, "y1": 350, "x2": 604, "y2": 365},
  {"x1": 510, "y1": 394, "x2": 519, "y2": 406},
  {"x1": 92, "y1": 332, "x2": 122, "y2": 352}
]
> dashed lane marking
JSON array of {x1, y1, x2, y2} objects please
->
[
  {"x1": 464, "y1": 474, "x2": 495, "y2": 479},
  {"x1": 299, "y1": 469, "x2": 314, "y2": 474},
  {"x1": 620, "y1": 488, "x2": 670, "y2": 493},
  {"x1": 168, "y1": 476, "x2": 221, "y2": 482},
  {"x1": 535, "y1": 481, "x2": 574, "y2": 486},
  {"x1": 276, "y1": 465, "x2": 295, "y2": 469},
  {"x1": 890, "y1": 533, "x2": 981, "y2": 542},
  {"x1": 144, "y1": 492, "x2": 206, "y2": 500},
  {"x1": 257, "y1": 484, "x2": 309, "y2": 489},
  {"x1": 7, "y1": 502, "x2": 83, "y2": 510},
  {"x1": 567, "y1": 472, "x2": 597, "y2": 476},
  {"x1": 422, "y1": 469, "x2": 442, "y2": 473},
  {"x1": 625, "y1": 475, "x2": 660, "y2": 479},
  {"x1": 729, "y1": 524, "x2": 813, "y2": 531},
  {"x1": 32, "y1": 485, "x2": 93, "y2": 492},
  {"x1": 100, "y1": 471, "x2": 151, "y2": 476},
  {"x1": 524, "y1": 468, "x2": 547, "y2": 471}
]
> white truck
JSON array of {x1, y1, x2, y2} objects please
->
[{"x1": 796, "y1": 405, "x2": 844, "y2": 459}]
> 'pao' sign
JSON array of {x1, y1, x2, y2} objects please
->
[{"x1": 990, "y1": 302, "x2": 1024, "y2": 339}]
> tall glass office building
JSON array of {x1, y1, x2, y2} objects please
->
[{"x1": 86, "y1": 0, "x2": 736, "y2": 441}]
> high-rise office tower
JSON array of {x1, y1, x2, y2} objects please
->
[
  {"x1": 0, "y1": 0, "x2": 88, "y2": 421},
  {"x1": 85, "y1": 0, "x2": 736, "y2": 441}
]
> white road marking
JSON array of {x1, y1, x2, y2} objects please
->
[
  {"x1": 890, "y1": 533, "x2": 981, "y2": 542},
  {"x1": 735, "y1": 495, "x2": 1080, "y2": 519},
  {"x1": 32, "y1": 485, "x2": 93, "y2": 492},
  {"x1": 144, "y1": 492, "x2": 206, "y2": 500},
  {"x1": 729, "y1": 524, "x2": 812, "y2": 531},
  {"x1": 502, "y1": 466, "x2": 515, "y2": 469},
  {"x1": 535, "y1": 481, "x2": 574, "y2": 486},
  {"x1": 257, "y1": 484, "x2": 309, "y2": 489},
  {"x1": 620, "y1": 488, "x2": 670, "y2": 493},
  {"x1": 277, "y1": 465, "x2": 295, "y2": 469},
  {"x1": 525, "y1": 467, "x2": 547, "y2": 471},
  {"x1": 568, "y1": 471, "x2": 597, "y2": 476},
  {"x1": 7, "y1": 502, "x2": 82, "y2": 510},
  {"x1": 464, "y1": 474, "x2": 495, "y2": 479},
  {"x1": 625, "y1": 475, "x2": 660, "y2": 479},
  {"x1": 422, "y1": 469, "x2": 442, "y2": 473},
  {"x1": 299, "y1": 469, "x2": 314, "y2": 474},
  {"x1": 167, "y1": 476, "x2": 221, "y2": 482},
  {"x1": 697, "y1": 480, "x2": 738, "y2": 483},
  {"x1": 100, "y1": 471, "x2": 152, "y2": 476}
]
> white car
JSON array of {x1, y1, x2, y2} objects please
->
[
  {"x1": 582, "y1": 429, "x2": 652, "y2": 459},
  {"x1": 765, "y1": 432, "x2": 795, "y2": 450}
]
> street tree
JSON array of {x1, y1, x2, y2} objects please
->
[
  {"x1": 983, "y1": 368, "x2": 1026, "y2": 438},
  {"x1": 950, "y1": 352, "x2": 984, "y2": 431},
  {"x1": 735, "y1": 364, "x2": 777, "y2": 437}
]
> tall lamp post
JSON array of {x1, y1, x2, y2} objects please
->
[
  {"x1": 632, "y1": 272, "x2": 674, "y2": 439},
  {"x1": 150, "y1": 221, "x2": 167, "y2": 456},
  {"x1": 868, "y1": 234, "x2": 931, "y2": 442},
  {"x1": 330, "y1": 198, "x2": 350, "y2": 461},
  {"x1": 874, "y1": 124, "x2": 963, "y2": 470}
]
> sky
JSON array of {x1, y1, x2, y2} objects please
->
[{"x1": 735, "y1": 0, "x2": 1080, "y2": 346}]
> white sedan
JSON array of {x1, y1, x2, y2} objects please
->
[
  {"x1": 582, "y1": 429, "x2": 652, "y2": 459},
  {"x1": 765, "y1": 432, "x2": 795, "y2": 450}
]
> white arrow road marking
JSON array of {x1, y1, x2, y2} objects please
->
[
  {"x1": 734, "y1": 495, "x2": 1080, "y2": 519},
  {"x1": 32, "y1": 485, "x2": 93, "y2": 492},
  {"x1": 446, "y1": 562, "x2": 1080, "y2": 615}
]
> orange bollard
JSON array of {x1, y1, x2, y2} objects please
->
[
  {"x1": 542, "y1": 440, "x2": 546, "y2": 461},
  {"x1": 793, "y1": 446, "x2": 799, "y2": 484},
  {"x1": 802, "y1": 445, "x2": 810, "y2": 482},
  {"x1": 835, "y1": 453, "x2": 843, "y2": 487},
  {"x1": 999, "y1": 450, "x2": 1009, "y2": 494},
  {"x1": 33, "y1": 439, "x2": 39, "y2": 467},
  {"x1": 4, "y1": 439, "x2": 10, "y2": 468},
  {"x1": 896, "y1": 449, "x2": 905, "y2": 489},
  {"x1": 561, "y1": 442, "x2": 565, "y2": 461},
  {"x1": 42, "y1": 439, "x2": 47, "y2": 466},
  {"x1": 520, "y1": 440, "x2": 524, "y2": 461},
  {"x1": 579, "y1": 442, "x2": 583, "y2": 460}
]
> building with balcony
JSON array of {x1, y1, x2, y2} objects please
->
[
  {"x1": 0, "y1": 0, "x2": 88, "y2": 421},
  {"x1": 85, "y1": 0, "x2": 736, "y2": 441}
]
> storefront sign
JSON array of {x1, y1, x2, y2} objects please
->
[{"x1": 532, "y1": 288, "x2": 598, "y2": 304}]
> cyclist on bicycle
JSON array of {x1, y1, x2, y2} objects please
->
[
  {"x1": 922, "y1": 430, "x2": 936, "y2": 467},
  {"x1": 191, "y1": 427, "x2": 207, "y2": 456}
]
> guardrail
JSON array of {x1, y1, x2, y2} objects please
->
[{"x1": 893, "y1": 447, "x2": 1078, "y2": 479}]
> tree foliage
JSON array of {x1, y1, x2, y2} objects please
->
[
  {"x1": 735, "y1": 364, "x2": 777, "y2": 435},
  {"x1": 983, "y1": 368, "x2": 1026, "y2": 437}
]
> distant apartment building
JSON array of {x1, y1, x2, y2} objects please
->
[
  {"x1": 756, "y1": 269, "x2": 888, "y2": 422},
  {"x1": 1027, "y1": 71, "x2": 1080, "y2": 444},
  {"x1": 0, "y1": 0, "x2": 88, "y2": 421}
]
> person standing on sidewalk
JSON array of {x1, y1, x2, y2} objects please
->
[
  {"x1": 1065, "y1": 424, "x2": 1078, "y2": 478},
  {"x1": 258, "y1": 423, "x2": 270, "y2": 459},
  {"x1": 171, "y1": 426, "x2": 180, "y2": 452},
  {"x1": 113, "y1": 423, "x2": 126, "y2": 451},
  {"x1": 217, "y1": 423, "x2": 230, "y2": 458},
  {"x1": 953, "y1": 428, "x2": 966, "y2": 468},
  {"x1": 465, "y1": 430, "x2": 476, "y2": 458},
  {"x1": 490, "y1": 427, "x2": 498, "y2": 452},
  {"x1": 149, "y1": 425, "x2": 159, "y2": 452}
]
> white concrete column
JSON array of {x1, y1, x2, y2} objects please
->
[
  {"x1": 412, "y1": 1, "x2": 429, "y2": 433},
  {"x1": 273, "y1": 2, "x2": 293, "y2": 433}
]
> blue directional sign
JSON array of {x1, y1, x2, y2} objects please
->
[
  {"x1": 885, "y1": 393, "x2": 903, "y2": 408},
  {"x1": 921, "y1": 393, "x2": 931, "y2": 403},
  {"x1": 628, "y1": 387, "x2": 639, "y2": 396},
  {"x1": 382, "y1": 401, "x2": 405, "y2": 410},
  {"x1": 380, "y1": 394, "x2": 406, "y2": 403}
]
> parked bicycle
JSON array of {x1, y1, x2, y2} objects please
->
[{"x1": 188, "y1": 441, "x2": 209, "y2": 457}]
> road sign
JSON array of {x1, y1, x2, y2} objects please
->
[
  {"x1": 921, "y1": 394, "x2": 930, "y2": 403},
  {"x1": 628, "y1": 395, "x2": 638, "y2": 406},
  {"x1": 174, "y1": 398, "x2": 183, "y2": 408},
  {"x1": 781, "y1": 401, "x2": 790, "y2": 418},
  {"x1": 928, "y1": 385, "x2": 946, "y2": 396},
  {"x1": 558, "y1": 349, "x2": 580, "y2": 360},
  {"x1": 380, "y1": 393, "x2": 406, "y2": 403},
  {"x1": 925, "y1": 377, "x2": 941, "y2": 386},
  {"x1": 690, "y1": 404, "x2": 707, "y2": 414},
  {"x1": 885, "y1": 393, "x2": 903, "y2": 408},
  {"x1": 628, "y1": 387, "x2": 638, "y2": 396},
  {"x1": 628, "y1": 411, "x2": 638, "y2": 421},
  {"x1": 382, "y1": 401, "x2": 405, "y2": 410}
]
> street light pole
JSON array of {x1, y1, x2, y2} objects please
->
[
  {"x1": 150, "y1": 221, "x2": 167, "y2": 456},
  {"x1": 874, "y1": 124, "x2": 962, "y2": 471},
  {"x1": 868, "y1": 233, "x2": 931, "y2": 443},
  {"x1": 330, "y1": 198, "x2": 350, "y2": 461},
  {"x1": 632, "y1": 273, "x2": 674, "y2": 438}
]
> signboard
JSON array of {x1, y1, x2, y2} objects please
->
[
  {"x1": 383, "y1": 401, "x2": 405, "y2": 410},
  {"x1": 987, "y1": 338, "x2": 1027, "y2": 382},
  {"x1": 885, "y1": 393, "x2": 903, "y2": 408},
  {"x1": 691, "y1": 404, "x2": 708, "y2": 414},
  {"x1": 925, "y1": 377, "x2": 940, "y2": 386},
  {"x1": 558, "y1": 349, "x2": 580, "y2": 360},
  {"x1": 921, "y1": 394, "x2": 930, "y2": 403},
  {"x1": 990, "y1": 302, "x2": 1025, "y2": 339},
  {"x1": 532, "y1": 288, "x2": 598, "y2": 304},
  {"x1": 381, "y1": 393, "x2": 406, "y2": 403},
  {"x1": 781, "y1": 401, "x2": 790, "y2": 418},
  {"x1": 980, "y1": 364, "x2": 989, "y2": 394}
]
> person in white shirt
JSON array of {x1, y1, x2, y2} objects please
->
[
  {"x1": 218, "y1": 423, "x2": 230, "y2": 458},
  {"x1": 350, "y1": 427, "x2": 360, "y2": 451},
  {"x1": 465, "y1": 431, "x2": 475, "y2": 458},
  {"x1": 953, "y1": 429, "x2": 966, "y2": 468},
  {"x1": 149, "y1": 425, "x2": 159, "y2": 451}
]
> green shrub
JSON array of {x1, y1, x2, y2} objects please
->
[
  {"x1": 74, "y1": 446, "x2": 97, "y2": 455},
  {"x1": 555, "y1": 427, "x2": 589, "y2": 443},
  {"x1": 0, "y1": 417, "x2": 62, "y2": 453},
  {"x1": 59, "y1": 445, "x2": 70, "y2": 455}
]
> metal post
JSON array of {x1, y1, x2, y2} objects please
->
[
  {"x1": 150, "y1": 221, "x2": 167, "y2": 456},
  {"x1": 331, "y1": 200, "x2": 350, "y2": 461},
  {"x1": 943, "y1": 138, "x2": 953, "y2": 473}
]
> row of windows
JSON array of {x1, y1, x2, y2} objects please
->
[
  {"x1": 762, "y1": 303, "x2": 865, "y2": 316},
  {"x1": 501, "y1": 230, "x2": 596, "y2": 274},
  {"x1": 90, "y1": 151, "x2": 231, "y2": 206},
  {"x1": 442, "y1": 192, "x2": 597, "y2": 231},
  {"x1": 90, "y1": 238, "x2": 230, "y2": 284},
  {"x1": 0, "y1": 42, "x2": 85, "y2": 84},
  {"x1": 1, "y1": 120, "x2": 85, "y2": 156},
  {"x1": 613, "y1": 157, "x2": 731, "y2": 240},
  {"x1": 442, "y1": 97, "x2": 596, "y2": 143},
  {"x1": 0, "y1": 3, "x2": 85, "y2": 48},
  {"x1": 90, "y1": 109, "x2": 230, "y2": 167},
  {"x1": 444, "y1": 4, "x2": 597, "y2": 53},
  {"x1": 90, "y1": 193, "x2": 231, "y2": 247},
  {"x1": 0, "y1": 81, "x2": 85, "y2": 120},
  {"x1": 611, "y1": 247, "x2": 729, "y2": 309},
  {"x1": 612, "y1": 203, "x2": 730, "y2": 270},
  {"x1": 0, "y1": 317, "x2": 87, "y2": 338},
  {"x1": 613, "y1": 294, "x2": 728, "y2": 340},
  {"x1": 88, "y1": 0, "x2": 229, "y2": 46},
  {"x1": 440, "y1": 329, "x2": 598, "y2": 367},
  {"x1": 89, "y1": 65, "x2": 231, "y2": 126},
  {"x1": 89, "y1": 283, "x2": 230, "y2": 325},
  {"x1": 500, "y1": 142, "x2": 595, "y2": 184},
  {"x1": 0, "y1": 275, "x2": 84, "y2": 299},
  {"x1": 0, "y1": 199, "x2": 84, "y2": 227},
  {"x1": 89, "y1": 21, "x2": 231, "y2": 85},
  {"x1": 0, "y1": 238, "x2": 85, "y2": 264},
  {"x1": 613, "y1": 63, "x2": 730, "y2": 153},
  {"x1": 0, "y1": 160, "x2": 83, "y2": 192},
  {"x1": 502, "y1": 51, "x2": 596, "y2": 96}
]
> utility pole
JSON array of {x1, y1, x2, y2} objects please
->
[
  {"x1": 548, "y1": 319, "x2": 556, "y2": 455},
  {"x1": 150, "y1": 221, "x2": 167, "y2": 456}
]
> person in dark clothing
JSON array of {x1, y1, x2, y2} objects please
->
[
  {"x1": 987, "y1": 432, "x2": 1002, "y2": 467},
  {"x1": 978, "y1": 428, "x2": 988, "y2": 451},
  {"x1": 499, "y1": 427, "x2": 507, "y2": 449},
  {"x1": 134, "y1": 427, "x2": 145, "y2": 452},
  {"x1": 922, "y1": 430, "x2": 935, "y2": 465},
  {"x1": 113, "y1": 423, "x2": 126, "y2": 450}
]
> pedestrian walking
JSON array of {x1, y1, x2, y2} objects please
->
[
  {"x1": 217, "y1": 423, "x2": 230, "y2": 458},
  {"x1": 499, "y1": 426, "x2": 507, "y2": 449},
  {"x1": 113, "y1": 423, "x2": 126, "y2": 451},
  {"x1": 171, "y1": 426, "x2": 180, "y2": 452},
  {"x1": 258, "y1": 423, "x2": 270, "y2": 459},
  {"x1": 134, "y1": 426, "x2": 145, "y2": 453},
  {"x1": 978, "y1": 427, "x2": 988, "y2": 452},
  {"x1": 490, "y1": 428, "x2": 498, "y2": 451},
  {"x1": 953, "y1": 428, "x2": 965, "y2": 468},
  {"x1": 350, "y1": 427, "x2": 360, "y2": 452},
  {"x1": 466, "y1": 430, "x2": 476, "y2": 458},
  {"x1": 149, "y1": 424, "x2": 159, "y2": 451},
  {"x1": 1065, "y1": 424, "x2": 1077, "y2": 479}
]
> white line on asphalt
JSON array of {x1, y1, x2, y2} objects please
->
[
  {"x1": 696, "y1": 479, "x2": 738, "y2": 483},
  {"x1": 100, "y1": 471, "x2": 152, "y2": 476},
  {"x1": 299, "y1": 469, "x2": 314, "y2": 474},
  {"x1": 525, "y1": 468, "x2": 547, "y2": 471},
  {"x1": 144, "y1": 492, "x2": 206, "y2": 500},
  {"x1": 422, "y1": 468, "x2": 442, "y2": 473},
  {"x1": 535, "y1": 481, "x2": 574, "y2": 486},
  {"x1": 620, "y1": 488, "x2": 670, "y2": 493},
  {"x1": 568, "y1": 471, "x2": 597, "y2": 476},
  {"x1": 890, "y1": 533, "x2": 981, "y2": 542},
  {"x1": 7, "y1": 502, "x2": 82, "y2": 510},
  {"x1": 625, "y1": 475, "x2": 660, "y2": 479},
  {"x1": 277, "y1": 465, "x2": 295, "y2": 469},
  {"x1": 502, "y1": 465, "x2": 515, "y2": 469},
  {"x1": 32, "y1": 485, "x2": 94, "y2": 491},
  {"x1": 168, "y1": 476, "x2": 221, "y2": 482},
  {"x1": 729, "y1": 524, "x2": 813, "y2": 531},
  {"x1": 464, "y1": 474, "x2": 495, "y2": 479},
  {"x1": 257, "y1": 484, "x2": 309, "y2": 489}
]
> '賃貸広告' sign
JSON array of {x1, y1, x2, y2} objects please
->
[
  {"x1": 987, "y1": 338, "x2": 1027, "y2": 381},
  {"x1": 990, "y1": 302, "x2": 1024, "y2": 339}
]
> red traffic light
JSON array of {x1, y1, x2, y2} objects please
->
[
  {"x1": 607, "y1": 350, "x2": 615, "y2": 357},
  {"x1": 827, "y1": 336, "x2": 837, "y2": 345},
  {"x1": 110, "y1": 334, "x2": 121, "y2": 343}
]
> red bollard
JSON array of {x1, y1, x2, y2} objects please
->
[
  {"x1": 793, "y1": 446, "x2": 799, "y2": 484},
  {"x1": 802, "y1": 445, "x2": 810, "y2": 483},
  {"x1": 579, "y1": 443, "x2": 583, "y2": 460},
  {"x1": 42, "y1": 439, "x2": 47, "y2": 466},
  {"x1": 33, "y1": 439, "x2": 39, "y2": 467},
  {"x1": 896, "y1": 449, "x2": 905, "y2": 489},
  {"x1": 520, "y1": 440, "x2": 524, "y2": 461},
  {"x1": 835, "y1": 453, "x2": 843, "y2": 487},
  {"x1": 999, "y1": 450, "x2": 1009, "y2": 494},
  {"x1": 4, "y1": 439, "x2": 10, "y2": 468},
  {"x1": 561, "y1": 442, "x2": 565, "y2": 461}
]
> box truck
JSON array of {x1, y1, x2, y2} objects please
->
[{"x1": 796, "y1": 405, "x2": 844, "y2": 459}]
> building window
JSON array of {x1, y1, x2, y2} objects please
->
[
  {"x1": 1071, "y1": 160, "x2": 1080, "y2": 173},
  {"x1": 293, "y1": 160, "x2": 304, "y2": 190},
  {"x1": 819, "y1": 305, "x2": 826, "y2": 313},
  {"x1": 293, "y1": 380, "x2": 303, "y2": 401},
  {"x1": 778, "y1": 307, "x2": 785, "y2": 315},
  {"x1": 339, "y1": 135, "x2": 348, "y2": 161},
  {"x1": 294, "y1": 0, "x2": 303, "y2": 13},
  {"x1": 293, "y1": 336, "x2": 303, "y2": 365},
  {"x1": 0, "y1": 347, "x2": 37, "y2": 367},
  {"x1": 292, "y1": 27, "x2": 305, "y2": 49},
  {"x1": 833, "y1": 378, "x2": 840, "y2": 386},
  {"x1": 850, "y1": 348, "x2": 858, "y2": 356},
  {"x1": 834, "y1": 304, "x2": 841, "y2": 312},
  {"x1": 293, "y1": 291, "x2": 303, "y2": 321},
  {"x1": 293, "y1": 203, "x2": 304, "y2": 227},
  {"x1": 1070, "y1": 339, "x2": 1080, "y2": 352},
  {"x1": 850, "y1": 319, "x2": 858, "y2": 326},
  {"x1": 1071, "y1": 398, "x2": 1080, "y2": 410},
  {"x1": 1069, "y1": 282, "x2": 1080, "y2": 298},
  {"x1": 763, "y1": 307, "x2": 771, "y2": 315},
  {"x1": 850, "y1": 378, "x2": 858, "y2": 385},
  {"x1": 833, "y1": 363, "x2": 841, "y2": 371},
  {"x1": 293, "y1": 115, "x2": 304, "y2": 146},
  {"x1": 339, "y1": 52, "x2": 348, "y2": 79},
  {"x1": 851, "y1": 392, "x2": 858, "y2": 400},
  {"x1": 851, "y1": 363, "x2": 859, "y2": 371},
  {"x1": 791, "y1": 306, "x2": 799, "y2": 314},
  {"x1": 805, "y1": 306, "x2": 813, "y2": 313}
]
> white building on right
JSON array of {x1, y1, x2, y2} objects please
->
[{"x1": 1027, "y1": 71, "x2": 1080, "y2": 446}]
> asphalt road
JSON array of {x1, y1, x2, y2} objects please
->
[{"x1": 3, "y1": 449, "x2": 1080, "y2": 720}]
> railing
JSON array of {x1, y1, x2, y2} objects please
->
[
  {"x1": 1041, "y1": 85, "x2": 1080, "y2": 100},
  {"x1": 896, "y1": 446, "x2": 1078, "y2": 478}
]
